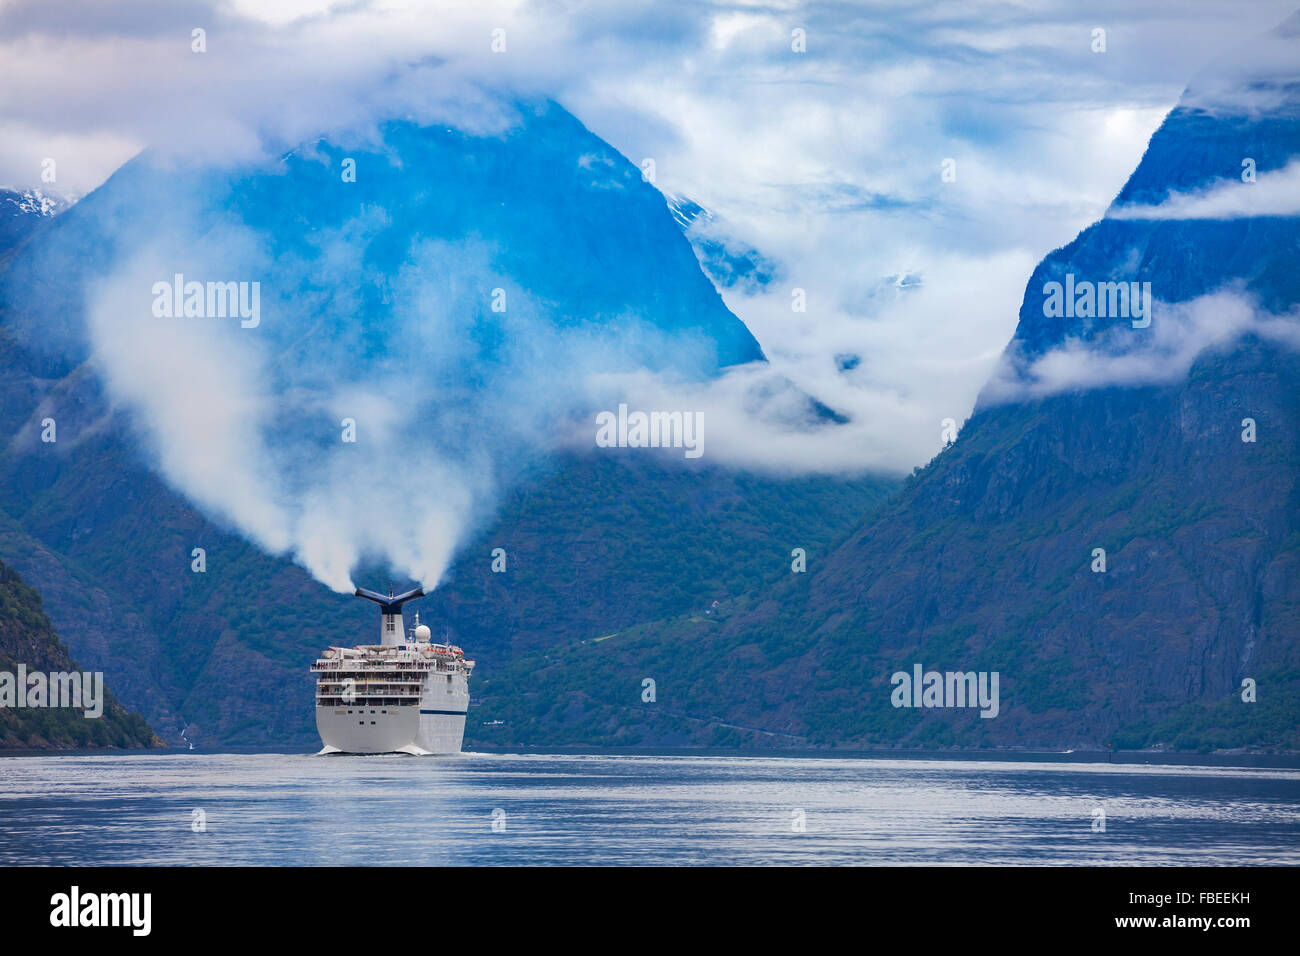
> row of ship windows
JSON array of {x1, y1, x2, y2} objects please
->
[
  {"x1": 319, "y1": 675, "x2": 459, "y2": 683},
  {"x1": 315, "y1": 664, "x2": 464, "y2": 672},
  {"x1": 322, "y1": 700, "x2": 415, "y2": 707},
  {"x1": 331, "y1": 705, "x2": 465, "y2": 714}
]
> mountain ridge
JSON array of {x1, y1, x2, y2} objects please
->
[{"x1": 464, "y1": 55, "x2": 1300, "y2": 752}]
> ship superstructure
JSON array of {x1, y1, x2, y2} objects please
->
[{"x1": 310, "y1": 586, "x2": 474, "y2": 755}]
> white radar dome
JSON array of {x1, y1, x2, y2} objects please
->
[{"x1": 414, "y1": 624, "x2": 431, "y2": 641}]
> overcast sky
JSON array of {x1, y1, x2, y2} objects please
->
[{"x1": 1, "y1": 0, "x2": 1295, "y2": 473}]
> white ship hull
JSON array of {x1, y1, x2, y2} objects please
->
[{"x1": 316, "y1": 705, "x2": 466, "y2": 756}]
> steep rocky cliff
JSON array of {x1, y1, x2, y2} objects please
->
[{"x1": 0, "y1": 558, "x2": 160, "y2": 749}]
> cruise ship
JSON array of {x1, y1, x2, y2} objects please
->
[{"x1": 310, "y1": 586, "x2": 474, "y2": 755}]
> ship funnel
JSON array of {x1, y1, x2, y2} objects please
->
[{"x1": 355, "y1": 586, "x2": 425, "y2": 646}]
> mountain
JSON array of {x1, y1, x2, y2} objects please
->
[
  {"x1": 0, "y1": 558, "x2": 160, "y2": 749},
  {"x1": 1009, "y1": 107, "x2": 1300, "y2": 362},
  {"x1": 0, "y1": 101, "x2": 762, "y2": 380},
  {"x1": 664, "y1": 192, "x2": 781, "y2": 294},
  {"x1": 424, "y1": 453, "x2": 893, "y2": 663},
  {"x1": 0, "y1": 187, "x2": 64, "y2": 257},
  {"x1": 465, "y1": 44, "x2": 1300, "y2": 752},
  {"x1": 0, "y1": 99, "x2": 888, "y2": 748}
]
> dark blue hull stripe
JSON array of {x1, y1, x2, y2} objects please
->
[{"x1": 419, "y1": 709, "x2": 468, "y2": 716}]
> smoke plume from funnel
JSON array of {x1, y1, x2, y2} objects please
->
[{"x1": 70, "y1": 116, "x2": 748, "y2": 592}]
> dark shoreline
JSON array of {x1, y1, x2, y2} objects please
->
[{"x1": 3, "y1": 745, "x2": 1299, "y2": 769}]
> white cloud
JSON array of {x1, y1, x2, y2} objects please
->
[
  {"x1": 983, "y1": 290, "x2": 1300, "y2": 401},
  {"x1": 1109, "y1": 159, "x2": 1300, "y2": 220}
]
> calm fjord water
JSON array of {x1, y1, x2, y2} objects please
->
[{"x1": 1, "y1": 752, "x2": 1297, "y2": 865}]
